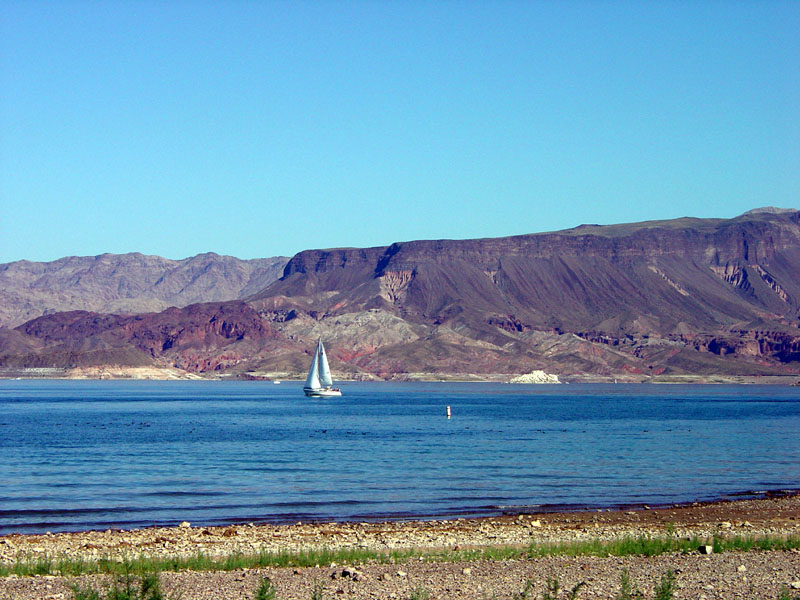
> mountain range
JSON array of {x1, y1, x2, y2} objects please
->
[
  {"x1": 2, "y1": 208, "x2": 799, "y2": 381},
  {"x1": 0, "y1": 252, "x2": 288, "y2": 328}
]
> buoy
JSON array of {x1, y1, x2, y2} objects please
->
[{"x1": 446, "y1": 405, "x2": 451, "y2": 418}]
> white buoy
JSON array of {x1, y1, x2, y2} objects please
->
[{"x1": 446, "y1": 405, "x2": 451, "y2": 418}]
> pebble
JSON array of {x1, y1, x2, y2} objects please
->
[
  {"x1": 1, "y1": 495, "x2": 799, "y2": 600},
  {"x1": 341, "y1": 566, "x2": 360, "y2": 579}
]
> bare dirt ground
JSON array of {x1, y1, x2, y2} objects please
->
[{"x1": 2, "y1": 494, "x2": 800, "y2": 599}]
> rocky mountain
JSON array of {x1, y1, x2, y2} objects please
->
[
  {"x1": 0, "y1": 252, "x2": 288, "y2": 328},
  {"x1": 245, "y1": 207, "x2": 800, "y2": 378},
  {"x1": 2, "y1": 209, "x2": 800, "y2": 380},
  {"x1": 5, "y1": 301, "x2": 292, "y2": 373}
]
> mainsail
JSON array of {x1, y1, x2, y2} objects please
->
[
  {"x1": 317, "y1": 341, "x2": 333, "y2": 388},
  {"x1": 304, "y1": 342, "x2": 321, "y2": 390}
]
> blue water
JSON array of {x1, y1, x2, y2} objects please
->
[{"x1": 1, "y1": 380, "x2": 799, "y2": 534}]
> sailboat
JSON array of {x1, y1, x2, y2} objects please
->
[{"x1": 303, "y1": 339, "x2": 342, "y2": 397}]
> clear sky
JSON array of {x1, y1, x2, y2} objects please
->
[{"x1": 1, "y1": 1, "x2": 798, "y2": 263}]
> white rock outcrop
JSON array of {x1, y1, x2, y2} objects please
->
[{"x1": 509, "y1": 370, "x2": 560, "y2": 384}]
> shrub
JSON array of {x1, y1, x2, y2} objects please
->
[
  {"x1": 615, "y1": 569, "x2": 643, "y2": 600},
  {"x1": 70, "y1": 566, "x2": 168, "y2": 600},
  {"x1": 653, "y1": 570, "x2": 675, "y2": 600},
  {"x1": 254, "y1": 577, "x2": 277, "y2": 600}
]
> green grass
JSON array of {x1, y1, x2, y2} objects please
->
[
  {"x1": 511, "y1": 578, "x2": 585, "y2": 600},
  {"x1": 1, "y1": 533, "x2": 798, "y2": 578},
  {"x1": 778, "y1": 587, "x2": 800, "y2": 600},
  {"x1": 614, "y1": 569, "x2": 643, "y2": 600},
  {"x1": 70, "y1": 564, "x2": 167, "y2": 600},
  {"x1": 71, "y1": 586, "x2": 102, "y2": 600},
  {"x1": 53, "y1": 562, "x2": 799, "y2": 600},
  {"x1": 309, "y1": 581, "x2": 324, "y2": 600},
  {"x1": 653, "y1": 570, "x2": 675, "y2": 600},
  {"x1": 526, "y1": 533, "x2": 800, "y2": 559},
  {"x1": 254, "y1": 577, "x2": 277, "y2": 600},
  {"x1": 0, "y1": 545, "x2": 521, "y2": 578},
  {"x1": 612, "y1": 569, "x2": 674, "y2": 600},
  {"x1": 511, "y1": 580, "x2": 536, "y2": 600},
  {"x1": 407, "y1": 586, "x2": 430, "y2": 600}
]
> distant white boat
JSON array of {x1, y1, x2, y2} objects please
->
[{"x1": 303, "y1": 339, "x2": 342, "y2": 397}]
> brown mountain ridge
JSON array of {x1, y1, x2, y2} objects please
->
[
  {"x1": 2, "y1": 209, "x2": 800, "y2": 380},
  {"x1": 0, "y1": 252, "x2": 289, "y2": 328}
]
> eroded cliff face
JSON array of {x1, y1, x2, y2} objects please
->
[
  {"x1": 3, "y1": 210, "x2": 800, "y2": 379},
  {"x1": 251, "y1": 209, "x2": 800, "y2": 336},
  {"x1": 252, "y1": 210, "x2": 800, "y2": 376}
]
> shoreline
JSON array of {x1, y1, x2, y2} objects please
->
[
  {"x1": 4, "y1": 488, "x2": 800, "y2": 539},
  {"x1": 2, "y1": 371, "x2": 800, "y2": 384},
  {"x1": 3, "y1": 494, "x2": 800, "y2": 599},
  {"x1": 3, "y1": 492, "x2": 799, "y2": 562}
]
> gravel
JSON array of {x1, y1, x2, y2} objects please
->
[{"x1": 2, "y1": 494, "x2": 799, "y2": 599}]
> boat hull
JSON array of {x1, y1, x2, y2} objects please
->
[{"x1": 303, "y1": 387, "x2": 342, "y2": 398}]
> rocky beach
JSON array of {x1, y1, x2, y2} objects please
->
[{"x1": 2, "y1": 494, "x2": 799, "y2": 599}]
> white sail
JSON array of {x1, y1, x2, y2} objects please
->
[
  {"x1": 303, "y1": 339, "x2": 341, "y2": 397},
  {"x1": 304, "y1": 342, "x2": 321, "y2": 390},
  {"x1": 318, "y1": 341, "x2": 333, "y2": 388}
]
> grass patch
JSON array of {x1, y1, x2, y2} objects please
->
[
  {"x1": 0, "y1": 545, "x2": 525, "y2": 578},
  {"x1": 614, "y1": 568, "x2": 643, "y2": 600},
  {"x1": 309, "y1": 580, "x2": 324, "y2": 600},
  {"x1": 778, "y1": 586, "x2": 800, "y2": 600},
  {"x1": 1, "y1": 534, "x2": 798, "y2": 578},
  {"x1": 407, "y1": 587, "x2": 430, "y2": 600},
  {"x1": 512, "y1": 578, "x2": 585, "y2": 600},
  {"x1": 527, "y1": 533, "x2": 800, "y2": 559},
  {"x1": 253, "y1": 577, "x2": 277, "y2": 600},
  {"x1": 70, "y1": 563, "x2": 168, "y2": 600},
  {"x1": 653, "y1": 570, "x2": 675, "y2": 600}
]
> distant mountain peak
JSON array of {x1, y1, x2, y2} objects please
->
[
  {"x1": 740, "y1": 206, "x2": 798, "y2": 216},
  {"x1": 0, "y1": 252, "x2": 289, "y2": 328}
]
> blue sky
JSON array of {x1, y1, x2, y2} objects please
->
[{"x1": 1, "y1": 1, "x2": 798, "y2": 263}]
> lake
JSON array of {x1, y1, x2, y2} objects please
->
[{"x1": 1, "y1": 380, "x2": 798, "y2": 534}]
